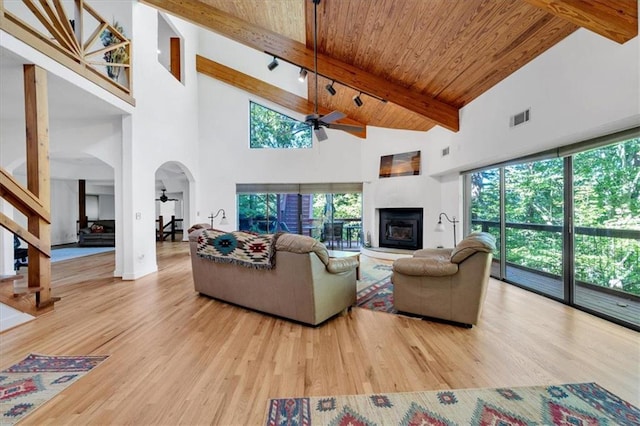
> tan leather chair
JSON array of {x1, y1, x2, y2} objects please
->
[{"x1": 391, "y1": 232, "x2": 496, "y2": 327}]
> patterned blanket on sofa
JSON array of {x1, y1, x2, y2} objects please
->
[{"x1": 196, "y1": 229, "x2": 280, "y2": 269}]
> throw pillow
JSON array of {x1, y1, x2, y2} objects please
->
[{"x1": 91, "y1": 224, "x2": 104, "y2": 233}]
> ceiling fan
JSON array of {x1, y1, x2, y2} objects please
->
[
  {"x1": 304, "y1": 0, "x2": 364, "y2": 141},
  {"x1": 156, "y1": 189, "x2": 178, "y2": 203}
]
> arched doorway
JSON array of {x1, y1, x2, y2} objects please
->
[{"x1": 154, "y1": 161, "x2": 194, "y2": 244}]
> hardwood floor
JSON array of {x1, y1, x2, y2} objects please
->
[{"x1": 1, "y1": 242, "x2": 638, "y2": 425}]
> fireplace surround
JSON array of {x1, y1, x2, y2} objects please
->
[{"x1": 378, "y1": 208, "x2": 423, "y2": 250}]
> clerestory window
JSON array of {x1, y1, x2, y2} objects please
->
[{"x1": 249, "y1": 102, "x2": 312, "y2": 149}]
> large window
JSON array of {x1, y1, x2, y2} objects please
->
[
  {"x1": 237, "y1": 184, "x2": 363, "y2": 252},
  {"x1": 466, "y1": 129, "x2": 639, "y2": 330},
  {"x1": 249, "y1": 102, "x2": 312, "y2": 149}
]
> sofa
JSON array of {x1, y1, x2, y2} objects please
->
[
  {"x1": 78, "y1": 220, "x2": 116, "y2": 247},
  {"x1": 391, "y1": 232, "x2": 496, "y2": 327},
  {"x1": 189, "y1": 226, "x2": 359, "y2": 326}
]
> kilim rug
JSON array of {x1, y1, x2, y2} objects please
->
[
  {"x1": 265, "y1": 382, "x2": 640, "y2": 426},
  {"x1": 0, "y1": 353, "x2": 109, "y2": 425},
  {"x1": 356, "y1": 263, "x2": 396, "y2": 314}
]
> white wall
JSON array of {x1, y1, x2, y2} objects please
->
[
  {"x1": 426, "y1": 30, "x2": 639, "y2": 177},
  {"x1": 116, "y1": 4, "x2": 201, "y2": 279},
  {"x1": 360, "y1": 127, "x2": 443, "y2": 248},
  {"x1": 196, "y1": 30, "x2": 363, "y2": 230}
]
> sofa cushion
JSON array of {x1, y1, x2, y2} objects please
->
[
  {"x1": 393, "y1": 257, "x2": 458, "y2": 276},
  {"x1": 450, "y1": 232, "x2": 496, "y2": 264}
]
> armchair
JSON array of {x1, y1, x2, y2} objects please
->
[{"x1": 391, "y1": 232, "x2": 496, "y2": 327}]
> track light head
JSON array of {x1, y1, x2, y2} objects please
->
[
  {"x1": 267, "y1": 56, "x2": 279, "y2": 71},
  {"x1": 353, "y1": 92, "x2": 363, "y2": 107},
  {"x1": 325, "y1": 81, "x2": 337, "y2": 96},
  {"x1": 298, "y1": 68, "x2": 308, "y2": 82}
]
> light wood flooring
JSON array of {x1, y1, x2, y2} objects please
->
[{"x1": 0, "y1": 242, "x2": 638, "y2": 425}]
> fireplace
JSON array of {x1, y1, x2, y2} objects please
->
[{"x1": 379, "y1": 208, "x2": 423, "y2": 250}]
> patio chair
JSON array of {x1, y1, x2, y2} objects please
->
[{"x1": 323, "y1": 222, "x2": 344, "y2": 250}]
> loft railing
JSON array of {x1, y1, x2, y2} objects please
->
[{"x1": 0, "y1": 0, "x2": 133, "y2": 104}]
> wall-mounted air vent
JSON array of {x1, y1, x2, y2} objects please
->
[
  {"x1": 441, "y1": 146, "x2": 450, "y2": 157},
  {"x1": 510, "y1": 108, "x2": 530, "y2": 127}
]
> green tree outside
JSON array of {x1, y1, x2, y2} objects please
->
[{"x1": 470, "y1": 137, "x2": 639, "y2": 295}]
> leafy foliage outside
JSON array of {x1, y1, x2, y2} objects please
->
[
  {"x1": 470, "y1": 138, "x2": 639, "y2": 296},
  {"x1": 249, "y1": 102, "x2": 311, "y2": 149},
  {"x1": 312, "y1": 193, "x2": 362, "y2": 220}
]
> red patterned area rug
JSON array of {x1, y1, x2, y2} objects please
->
[
  {"x1": 356, "y1": 263, "x2": 396, "y2": 314},
  {"x1": 0, "y1": 353, "x2": 109, "y2": 425},
  {"x1": 265, "y1": 383, "x2": 640, "y2": 425}
]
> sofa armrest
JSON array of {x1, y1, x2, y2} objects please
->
[
  {"x1": 393, "y1": 257, "x2": 458, "y2": 277},
  {"x1": 326, "y1": 256, "x2": 359, "y2": 274}
]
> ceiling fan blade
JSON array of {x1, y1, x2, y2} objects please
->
[
  {"x1": 314, "y1": 127, "x2": 328, "y2": 141},
  {"x1": 319, "y1": 110, "x2": 346, "y2": 124},
  {"x1": 326, "y1": 123, "x2": 365, "y2": 133}
]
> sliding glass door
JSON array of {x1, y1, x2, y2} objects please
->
[
  {"x1": 504, "y1": 158, "x2": 565, "y2": 299},
  {"x1": 470, "y1": 168, "x2": 502, "y2": 278},
  {"x1": 465, "y1": 129, "x2": 639, "y2": 329},
  {"x1": 236, "y1": 184, "x2": 363, "y2": 252},
  {"x1": 572, "y1": 138, "x2": 640, "y2": 323}
]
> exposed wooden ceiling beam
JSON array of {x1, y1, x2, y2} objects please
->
[
  {"x1": 523, "y1": 0, "x2": 637, "y2": 44},
  {"x1": 141, "y1": 0, "x2": 459, "y2": 132},
  {"x1": 196, "y1": 55, "x2": 367, "y2": 139}
]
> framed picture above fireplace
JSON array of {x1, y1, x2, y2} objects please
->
[{"x1": 379, "y1": 150, "x2": 421, "y2": 178}]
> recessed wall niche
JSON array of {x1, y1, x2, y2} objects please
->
[{"x1": 157, "y1": 12, "x2": 183, "y2": 83}]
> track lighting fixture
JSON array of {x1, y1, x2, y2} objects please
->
[
  {"x1": 298, "y1": 68, "x2": 308, "y2": 82},
  {"x1": 267, "y1": 56, "x2": 279, "y2": 71},
  {"x1": 352, "y1": 92, "x2": 363, "y2": 107},
  {"x1": 325, "y1": 81, "x2": 337, "y2": 96}
]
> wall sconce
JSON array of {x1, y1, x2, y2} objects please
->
[
  {"x1": 209, "y1": 209, "x2": 228, "y2": 228},
  {"x1": 435, "y1": 212, "x2": 459, "y2": 247},
  {"x1": 267, "y1": 56, "x2": 279, "y2": 71}
]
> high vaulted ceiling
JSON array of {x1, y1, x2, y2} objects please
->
[{"x1": 143, "y1": 0, "x2": 637, "y2": 135}]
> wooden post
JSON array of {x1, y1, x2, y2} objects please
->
[
  {"x1": 158, "y1": 215, "x2": 163, "y2": 241},
  {"x1": 170, "y1": 215, "x2": 176, "y2": 241},
  {"x1": 24, "y1": 64, "x2": 54, "y2": 308}
]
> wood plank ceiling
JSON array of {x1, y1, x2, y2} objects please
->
[{"x1": 145, "y1": 0, "x2": 637, "y2": 134}]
